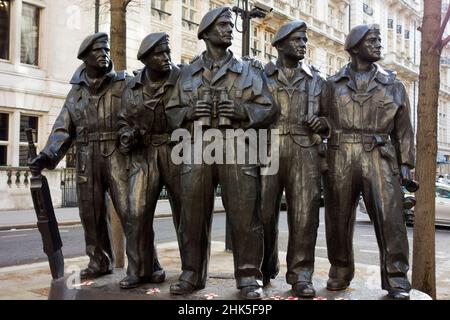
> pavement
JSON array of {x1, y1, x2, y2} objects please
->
[
  {"x1": 0, "y1": 240, "x2": 430, "y2": 300},
  {"x1": 0, "y1": 198, "x2": 226, "y2": 231}
]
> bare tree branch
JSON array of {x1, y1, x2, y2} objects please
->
[
  {"x1": 430, "y1": 4, "x2": 450, "y2": 52},
  {"x1": 123, "y1": 0, "x2": 133, "y2": 10},
  {"x1": 442, "y1": 35, "x2": 450, "y2": 47}
]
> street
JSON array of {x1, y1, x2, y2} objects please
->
[{"x1": 1, "y1": 209, "x2": 450, "y2": 299}]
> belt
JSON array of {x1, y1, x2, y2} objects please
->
[
  {"x1": 87, "y1": 132, "x2": 117, "y2": 142},
  {"x1": 142, "y1": 133, "x2": 171, "y2": 146},
  {"x1": 329, "y1": 133, "x2": 390, "y2": 152},
  {"x1": 76, "y1": 131, "x2": 117, "y2": 144}
]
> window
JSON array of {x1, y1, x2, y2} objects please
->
[
  {"x1": 0, "y1": 113, "x2": 9, "y2": 166},
  {"x1": 264, "y1": 30, "x2": 277, "y2": 61},
  {"x1": 388, "y1": 18, "x2": 394, "y2": 29},
  {"x1": 182, "y1": 0, "x2": 198, "y2": 31},
  {"x1": 0, "y1": 0, "x2": 10, "y2": 60},
  {"x1": 396, "y1": 25, "x2": 402, "y2": 34},
  {"x1": 337, "y1": 57, "x2": 346, "y2": 70},
  {"x1": 251, "y1": 26, "x2": 261, "y2": 58},
  {"x1": 327, "y1": 53, "x2": 335, "y2": 76},
  {"x1": 21, "y1": 3, "x2": 40, "y2": 66},
  {"x1": 328, "y1": 5, "x2": 335, "y2": 27},
  {"x1": 305, "y1": 46, "x2": 314, "y2": 66},
  {"x1": 151, "y1": 0, "x2": 171, "y2": 21},
  {"x1": 18, "y1": 115, "x2": 38, "y2": 166},
  {"x1": 304, "y1": 0, "x2": 314, "y2": 15}
]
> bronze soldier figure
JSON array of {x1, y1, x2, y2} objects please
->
[
  {"x1": 321, "y1": 25, "x2": 415, "y2": 300},
  {"x1": 261, "y1": 20, "x2": 328, "y2": 297},
  {"x1": 117, "y1": 33, "x2": 181, "y2": 288},
  {"x1": 28, "y1": 33, "x2": 129, "y2": 279},
  {"x1": 166, "y1": 7, "x2": 275, "y2": 299}
]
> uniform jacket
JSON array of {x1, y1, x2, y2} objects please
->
[
  {"x1": 166, "y1": 51, "x2": 276, "y2": 132},
  {"x1": 321, "y1": 62, "x2": 415, "y2": 168},
  {"x1": 118, "y1": 64, "x2": 181, "y2": 148},
  {"x1": 263, "y1": 60, "x2": 327, "y2": 146},
  {"x1": 41, "y1": 64, "x2": 128, "y2": 168}
]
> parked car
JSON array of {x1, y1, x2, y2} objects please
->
[{"x1": 359, "y1": 183, "x2": 450, "y2": 227}]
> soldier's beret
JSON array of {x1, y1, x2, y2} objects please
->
[
  {"x1": 344, "y1": 24, "x2": 380, "y2": 51},
  {"x1": 198, "y1": 6, "x2": 232, "y2": 40},
  {"x1": 272, "y1": 20, "x2": 307, "y2": 47},
  {"x1": 77, "y1": 32, "x2": 109, "y2": 60},
  {"x1": 137, "y1": 32, "x2": 169, "y2": 60}
]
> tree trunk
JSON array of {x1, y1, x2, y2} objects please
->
[
  {"x1": 412, "y1": 0, "x2": 441, "y2": 299},
  {"x1": 110, "y1": 0, "x2": 129, "y2": 71},
  {"x1": 109, "y1": 0, "x2": 130, "y2": 268}
]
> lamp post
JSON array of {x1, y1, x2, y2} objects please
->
[{"x1": 232, "y1": 0, "x2": 272, "y2": 56}]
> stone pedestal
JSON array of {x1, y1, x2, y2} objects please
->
[{"x1": 48, "y1": 269, "x2": 431, "y2": 300}]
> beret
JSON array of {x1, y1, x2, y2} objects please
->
[
  {"x1": 272, "y1": 20, "x2": 307, "y2": 47},
  {"x1": 77, "y1": 32, "x2": 108, "y2": 60},
  {"x1": 344, "y1": 24, "x2": 380, "y2": 51},
  {"x1": 198, "y1": 6, "x2": 231, "y2": 40},
  {"x1": 137, "y1": 32, "x2": 169, "y2": 60}
]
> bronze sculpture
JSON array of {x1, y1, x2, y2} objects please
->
[
  {"x1": 166, "y1": 6, "x2": 275, "y2": 299},
  {"x1": 260, "y1": 20, "x2": 328, "y2": 298},
  {"x1": 117, "y1": 32, "x2": 182, "y2": 288},
  {"x1": 320, "y1": 24, "x2": 416, "y2": 300},
  {"x1": 28, "y1": 33, "x2": 130, "y2": 280}
]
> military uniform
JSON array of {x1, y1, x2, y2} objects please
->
[
  {"x1": 166, "y1": 51, "x2": 275, "y2": 290},
  {"x1": 322, "y1": 61, "x2": 415, "y2": 293},
  {"x1": 39, "y1": 35, "x2": 129, "y2": 274},
  {"x1": 118, "y1": 59, "x2": 182, "y2": 279},
  {"x1": 261, "y1": 58, "x2": 326, "y2": 286}
]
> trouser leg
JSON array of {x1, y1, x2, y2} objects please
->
[
  {"x1": 219, "y1": 163, "x2": 264, "y2": 289},
  {"x1": 159, "y1": 143, "x2": 182, "y2": 243},
  {"x1": 325, "y1": 146, "x2": 359, "y2": 282},
  {"x1": 77, "y1": 149, "x2": 113, "y2": 273},
  {"x1": 362, "y1": 149, "x2": 411, "y2": 292},
  {"x1": 124, "y1": 148, "x2": 160, "y2": 277},
  {"x1": 285, "y1": 143, "x2": 321, "y2": 284},
  {"x1": 260, "y1": 172, "x2": 282, "y2": 280},
  {"x1": 178, "y1": 163, "x2": 214, "y2": 288}
]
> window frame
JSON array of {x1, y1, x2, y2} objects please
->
[
  {"x1": 0, "y1": 0, "x2": 12, "y2": 62},
  {"x1": 0, "y1": 111, "x2": 11, "y2": 166},
  {"x1": 18, "y1": 113, "x2": 39, "y2": 167}
]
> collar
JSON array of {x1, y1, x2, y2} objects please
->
[
  {"x1": 130, "y1": 64, "x2": 180, "y2": 89},
  {"x1": 70, "y1": 63, "x2": 119, "y2": 86},
  {"x1": 190, "y1": 50, "x2": 243, "y2": 75},
  {"x1": 264, "y1": 59, "x2": 313, "y2": 78},
  {"x1": 331, "y1": 62, "x2": 394, "y2": 85}
]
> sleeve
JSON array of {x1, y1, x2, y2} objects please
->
[
  {"x1": 392, "y1": 81, "x2": 415, "y2": 169},
  {"x1": 165, "y1": 72, "x2": 191, "y2": 131},
  {"x1": 318, "y1": 78, "x2": 332, "y2": 139},
  {"x1": 240, "y1": 67, "x2": 276, "y2": 129},
  {"x1": 40, "y1": 98, "x2": 76, "y2": 169}
]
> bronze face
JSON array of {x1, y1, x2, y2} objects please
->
[
  {"x1": 84, "y1": 41, "x2": 111, "y2": 71},
  {"x1": 277, "y1": 30, "x2": 308, "y2": 61},
  {"x1": 141, "y1": 42, "x2": 172, "y2": 74},
  {"x1": 202, "y1": 14, "x2": 234, "y2": 48},
  {"x1": 353, "y1": 30, "x2": 382, "y2": 62}
]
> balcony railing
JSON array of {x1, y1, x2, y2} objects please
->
[
  {"x1": 151, "y1": 7, "x2": 172, "y2": 22},
  {"x1": 182, "y1": 19, "x2": 199, "y2": 32}
]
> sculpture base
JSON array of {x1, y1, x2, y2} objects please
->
[{"x1": 48, "y1": 269, "x2": 431, "y2": 300}]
